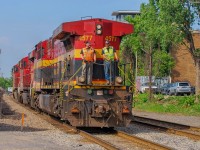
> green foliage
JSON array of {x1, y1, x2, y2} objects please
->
[
  {"x1": 154, "y1": 94, "x2": 165, "y2": 101},
  {"x1": 0, "y1": 77, "x2": 12, "y2": 89},
  {"x1": 184, "y1": 96, "x2": 195, "y2": 106},
  {"x1": 194, "y1": 48, "x2": 200, "y2": 57},
  {"x1": 121, "y1": 0, "x2": 200, "y2": 97},
  {"x1": 134, "y1": 94, "x2": 200, "y2": 116},
  {"x1": 121, "y1": 0, "x2": 181, "y2": 78},
  {"x1": 136, "y1": 93, "x2": 149, "y2": 103},
  {"x1": 153, "y1": 51, "x2": 175, "y2": 77}
]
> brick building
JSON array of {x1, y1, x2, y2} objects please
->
[{"x1": 171, "y1": 31, "x2": 200, "y2": 86}]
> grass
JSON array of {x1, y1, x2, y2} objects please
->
[{"x1": 133, "y1": 93, "x2": 200, "y2": 116}]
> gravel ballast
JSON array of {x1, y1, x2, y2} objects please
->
[
  {"x1": 1, "y1": 94, "x2": 200, "y2": 150},
  {"x1": 0, "y1": 95, "x2": 104, "y2": 150},
  {"x1": 117, "y1": 122, "x2": 200, "y2": 150}
]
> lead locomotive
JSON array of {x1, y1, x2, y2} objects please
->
[{"x1": 12, "y1": 18, "x2": 134, "y2": 127}]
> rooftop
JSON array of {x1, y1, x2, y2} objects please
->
[{"x1": 112, "y1": 10, "x2": 140, "y2": 16}]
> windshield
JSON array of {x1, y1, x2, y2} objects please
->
[{"x1": 179, "y1": 83, "x2": 189, "y2": 86}]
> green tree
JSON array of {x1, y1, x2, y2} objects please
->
[
  {"x1": 157, "y1": 0, "x2": 200, "y2": 100},
  {"x1": 121, "y1": 0, "x2": 200, "y2": 101},
  {"x1": 0, "y1": 77, "x2": 12, "y2": 89}
]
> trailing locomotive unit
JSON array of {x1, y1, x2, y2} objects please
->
[
  {"x1": 12, "y1": 57, "x2": 31, "y2": 104},
  {"x1": 12, "y1": 64, "x2": 20, "y2": 99},
  {"x1": 22, "y1": 18, "x2": 134, "y2": 127}
]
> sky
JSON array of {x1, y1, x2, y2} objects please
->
[
  {"x1": 0, "y1": 0, "x2": 199, "y2": 78},
  {"x1": 0, "y1": 0, "x2": 149, "y2": 78}
]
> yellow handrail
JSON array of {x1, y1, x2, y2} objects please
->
[
  {"x1": 59, "y1": 60, "x2": 68, "y2": 102},
  {"x1": 117, "y1": 63, "x2": 134, "y2": 86},
  {"x1": 60, "y1": 62, "x2": 83, "y2": 102}
]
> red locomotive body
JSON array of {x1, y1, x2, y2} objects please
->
[
  {"x1": 31, "y1": 40, "x2": 54, "y2": 91},
  {"x1": 21, "y1": 57, "x2": 31, "y2": 89},
  {"x1": 17, "y1": 56, "x2": 31, "y2": 103},
  {"x1": 12, "y1": 64, "x2": 20, "y2": 99},
  {"x1": 13, "y1": 18, "x2": 134, "y2": 128}
]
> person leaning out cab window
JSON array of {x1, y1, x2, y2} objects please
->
[
  {"x1": 80, "y1": 41, "x2": 96, "y2": 85},
  {"x1": 102, "y1": 40, "x2": 119, "y2": 85}
]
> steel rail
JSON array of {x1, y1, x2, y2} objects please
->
[
  {"x1": 115, "y1": 130, "x2": 172, "y2": 150},
  {"x1": 133, "y1": 116, "x2": 200, "y2": 141},
  {"x1": 79, "y1": 130, "x2": 119, "y2": 150}
]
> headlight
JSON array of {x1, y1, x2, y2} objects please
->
[
  {"x1": 78, "y1": 76, "x2": 85, "y2": 83},
  {"x1": 116, "y1": 76, "x2": 123, "y2": 84},
  {"x1": 96, "y1": 30, "x2": 102, "y2": 35},
  {"x1": 96, "y1": 24, "x2": 102, "y2": 29},
  {"x1": 96, "y1": 24, "x2": 102, "y2": 35}
]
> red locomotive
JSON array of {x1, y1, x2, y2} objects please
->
[
  {"x1": 12, "y1": 18, "x2": 134, "y2": 127},
  {"x1": 12, "y1": 57, "x2": 31, "y2": 103},
  {"x1": 12, "y1": 64, "x2": 20, "y2": 99}
]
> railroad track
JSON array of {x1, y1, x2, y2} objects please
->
[
  {"x1": 133, "y1": 115, "x2": 200, "y2": 141},
  {"x1": 5, "y1": 95, "x2": 173, "y2": 150},
  {"x1": 113, "y1": 130, "x2": 172, "y2": 150}
]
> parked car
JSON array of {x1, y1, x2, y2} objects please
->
[
  {"x1": 160, "y1": 83, "x2": 173, "y2": 95},
  {"x1": 167, "y1": 82, "x2": 191, "y2": 96},
  {"x1": 191, "y1": 86, "x2": 195, "y2": 95},
  {"x1": 139, "y1": 82, "x2": 158, "y2": 93}
]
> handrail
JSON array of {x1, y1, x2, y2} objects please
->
[
  {"x1": 60, "y1": 64, "x2": 83, "y2": 102},
  {"x1": 94, "y1": 61, "x2": 134, "y2": 87},
  {"x1": 59, "y1": 60, "x2": 68, "y2": 102},
  {"x1": 60, "y1": 61, "x2": 134, "y2": 102},
  {"x1": 67, "y1": 65, "x2": 82, "y2": 92},
  {"x1": 117, "y1": 63, "x2": 134, "y2": 86}
]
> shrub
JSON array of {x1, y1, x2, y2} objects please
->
[
  {"x1": 183, "y1": 96, "x2": 195, "y2": 107},
  {"x1": 135, "y1": 93, "x2": 148, "y2": 103}
]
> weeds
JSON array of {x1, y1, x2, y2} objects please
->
[{"x1": 134, "y1": 93, "x2": 200, "y2": 116}]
